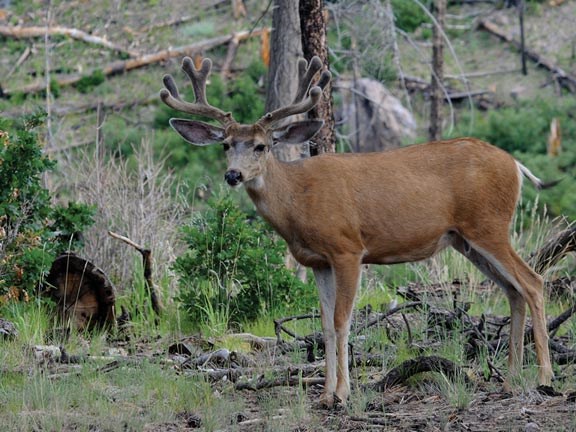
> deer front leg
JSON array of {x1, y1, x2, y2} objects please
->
[
  {"x1": 332, "y1": 256, "x2": 362, "y2": 405},
  {"x1": 313, "y1": 267, "x2": 337, "y2": 407}
]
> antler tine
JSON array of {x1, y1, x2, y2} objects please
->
[
  {"x1": 292, "y1": 56, "x2": 322, "y2": 103},
  {"x1": 257, "y1": 56, "x2": 331, "y2": 129},
  {"x1": 160, "y1": 57, "x2": 235, "y2": 127}
]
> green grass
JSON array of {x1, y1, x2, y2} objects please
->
[{"x1": 0, "y1": 359, "x2": 222, "y2": 431}]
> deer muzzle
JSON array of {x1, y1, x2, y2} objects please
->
[{"x1": 224, "y1": 169, "x2": 243, "y2": 186}]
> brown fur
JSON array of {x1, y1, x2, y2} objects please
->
[{"x1": 241, "y1": 137, "x2": 552, "y2": 406}]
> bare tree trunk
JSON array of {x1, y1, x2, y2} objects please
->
[
  {"x1": 265, "y1": 0, "x2": 305, "y2": 162},
  {"x1": 265, "y1": 0, "x2": 308, "y2": 282},
  {"x1": 429, "y1": 0, "x2": 446, "y2": 142},
  {"x1": 299, "y1": 0, "x2": 335, "y2": 155}
]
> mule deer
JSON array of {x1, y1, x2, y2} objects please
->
[{"x1": 161, "y1": 56, "x2": 553, "y2": 407}]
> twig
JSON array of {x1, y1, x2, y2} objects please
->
[
  {"x1": 486, "y1": 359, "x2": 505, "y2": 382},
  {"x1": 401, "y1": 312, "x2": 413, "y2": 345}
]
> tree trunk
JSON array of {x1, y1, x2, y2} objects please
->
[
  {"x1": 265, "y1": 0, "x2": 308, "y2": 283},
  {"x1": 44, "y1": 253, "x2": 116, "y2": 331},
  {"x1": 265, "y1": 0, "x2": 306, "y2": 162},
  {"x1": 429, "y1": 0, "x2": 446, "y2": 142},
  {"x1": 299, "y1": 0, "x2": 335, "y2": 154}
]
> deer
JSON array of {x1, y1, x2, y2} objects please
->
[{"x1": 160, "y1": 56, "x2": 553, "y2": 408}]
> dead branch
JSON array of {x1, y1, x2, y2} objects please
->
[
  {"x1": 0, "y1": 24, "x2": 138, "y2": 57},
  {"x1": 486, "y1": 359, "x2": 505, "y2": 383},
  {"x1": 189, "y1": 348, "x2": 237, "y2": 368},
  {"x1": 358, "y1": 301, "x2": 422, "y2": 333},
  {"x1": 5, "y1": 45, "x2": 32, "y2": 81},
  {"x1": 546, "y1": 302, "x2": 576, "y2": 335},
  {"x1": 369, "y1": 355, "x2": 471, "y2": 391},
  {"x1": 198, "y1": 362, "x2": 322, "y2": 382},
  {"x1": 1, "y1": 28, "x2": 268, "y2": 98},
  {"x1": 221, "y1": 35, "x2": 241, "y2": 79},
  {"x1": 478, "y1": 18, "x2": 576, "y2": 93},
  {"x1": 273, "y1": 312, "x2": 319, "y2": 343},
  {"x1": 235, "y1": 375, "x2": 324, "y2": 391},
  {"x1": 108, "y1": 231, "x2": 162, "y2": 316},
  {"x1": 554, "y1": 351, "x2": 576, "y2": 365},
  {"x1": 529, "y1": 225, "x2": 576, "y2": 275}
]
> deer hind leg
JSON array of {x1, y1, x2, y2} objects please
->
[
  {"x1": 453, "y1": 234, "x2": 552, "y2": 386},
  {"x1": 313, "y1": 267, "x2": 337, "y2": 408},
  {"x1": 452, "y1": 236, "x2": 526, "y2": 376}
]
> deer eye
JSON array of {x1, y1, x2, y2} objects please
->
[
  {"x1": 254, "y1": 144, "x2": 266, "y2": 152},
  {"x1": 223, "y1": 143, "x2": 230, "y2": 152}
]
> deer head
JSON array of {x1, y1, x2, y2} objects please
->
[{"x1": 160, "y1": 56, "x2": 331, "y2": 186}]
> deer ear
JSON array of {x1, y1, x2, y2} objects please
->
[
  {"x1": 169, "y1": 119, "x2": 225, "y2": 146},
  {"x1": 271, "y1": 120, "x2": 324, "y2": 144}
]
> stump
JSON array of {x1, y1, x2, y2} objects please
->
[{"x1": 45, "y1": 253, "x2": 116, "y2": 330}]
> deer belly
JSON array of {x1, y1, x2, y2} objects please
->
[{"x1": 363, "y1": 231, "x2": 455, "y2": 265}]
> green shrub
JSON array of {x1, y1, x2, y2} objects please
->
[
  {"x1": 74, "y1": 69, "x2": 106, "y2": 94},
  {"x1": 0, "y1": 114, "x2": 94, "y2": 299},
  {"x1": 391, "y1": 0, "x2": 430, "y2": 33},
  {"x1": 174, "y1": 194, "x2": 316, "y2": 328}
]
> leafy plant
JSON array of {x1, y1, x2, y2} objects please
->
[
  {"x1": 391, "y1": 0, "x2": 430, "y2": 33},
  {"x1": 174, "y1": 194, "x2": 316, "y2": 328},
  {"x1": 74, "y1": 69, "x2": 105, "y2": 94},
  {"x1": 0, "y1": 114, "x2": 94, "y2": 299}
]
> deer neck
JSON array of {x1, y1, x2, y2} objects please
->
[{"x1": 244, "y1": 156, "x2": 295, "y2": 236}]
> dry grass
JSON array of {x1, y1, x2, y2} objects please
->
[{"x1": 54, "y1": 137, "x2": 188, "y2": 294}]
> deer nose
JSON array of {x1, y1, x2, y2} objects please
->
[{"x1": 224, "y1": 169, "x2": 243, "y2": 186}]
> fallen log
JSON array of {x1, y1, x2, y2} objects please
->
[
  {"x1": 478, "y1": 18, "x2": 576, "y2": 93},
  {"x1": 0, "y1": 24, "x2": 138, "y2": 57},
  {"x1": 1, "y1": 28, "x2": 268, "y2": 98},
  {"x1": 235, "y1": 376, "x2": 325, "y2": 391}
]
